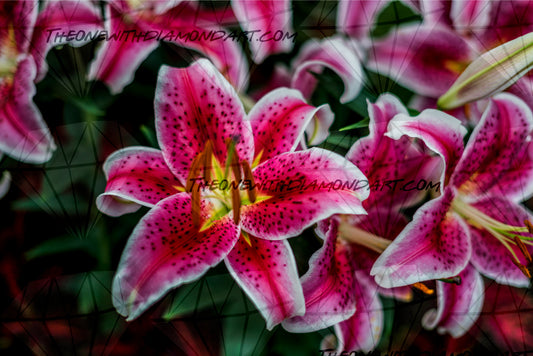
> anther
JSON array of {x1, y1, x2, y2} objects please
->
[
  {"x1": 525, "y1": 219, "x2": 533, "y2": 234},
  {"x1": 242, "y1": 160, "x2": 256, "y2": 203},
  {"x1": 413, "y1": 282, "x2": 434, "y2": 295},
  {"x1": 514, "y1": 235, "x2": 532, "y2": 263},
  {"x1": 511, "y1": 258, "x2": 532, "y2": 279}
]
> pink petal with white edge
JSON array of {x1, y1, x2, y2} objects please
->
[
  {"x1": 291, "y1": 36, "x2": 363, "y2": 104},
  {"x1": 249, "y1": 88, "x2": 333, "y2": 164},
  {"x1": 422, "y1": 264, "x2": 484, "y2": 338},
  {"x1": 450, "y1": 0, "x2": 492, "y2": 36},
  {"x1": 337, "y1": 0, "x2": 390, "y2": 40},
  {"x1": 87, "y1": 3, "x2": 159, "y2": 94},
  {"x1": 241, "y1": 148, "x2": 368, "y2": 240},
  {"x1": 112, "y1": 193, "x2": 240, "y2": 320},
  {"x1": 0, "y1": 170, "x2": 10, "y2": 199},
  {"x1": 386, "y1": 109, "x2": 467, "y2": 190},
  {"x1": 367, "y1": 25, "x2": 472, "y2": 97},
  {"x1": 0, "y1": 57, "x2": 56, "y2": 163},
  {"x1": 335, "y1": 271, "x2": 383, "y2": 353},
  {"x1": 153, "y1": 3, "x2": 250, "y2": 91},
  {"x1": 282, "y1": 220, "x2": 356, "y2": 332},
  {"x1": 452, "y1": 93, "x2": 533, "y2": 199},
  {"x1": 225, "y1": 235, "x2": 304, "y2": 330},
  {"x1": 155, "y1": 59, "x2": 253, "y2": 184},
  {"x1": 371, "y1": 189, "x2": 472, "y2": 288},
  {"x1": 469, "y1": 196, "x2": 533, "y2": 288},
  {"x1": 96, "y1": 147, "x2": 183, "y2": 217},
  {"x1": 231, "y1": 0, "x2": 293, "y2": 63},
  {"x1": 347, "y1": 94, "x2": 440, "y2": 208},
  {"x1": 304, "y1": 105, "x2": 334, "y2": 146},
  {"x1": 31, "y1": 0, "x2": 103, "y2": 82}
]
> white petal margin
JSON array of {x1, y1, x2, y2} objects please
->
[{"x1": 422, "y1": 264, "x2": 484, "y2": 338}]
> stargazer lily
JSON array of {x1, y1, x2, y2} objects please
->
[
  {"x1": 282, "y1": 94, "x2": 438, "y2": 352},
  {"x1": 253, "y1": 35, "x2": 364, "y2": 146},
  {"x1": 368, "y1": 0, "x2": 533, "y2": 115},
  {"x1": 0, "y1": 0, "x2": 101, "y2": 164},
  {"x1": 371, "y1": 92, "x2": 533, "y2": 334},
  {"x1": 88, "y1": 0, "x2": 269, "y2": 94},
  {"x1": 97, "y1": 58, "x2": 368, "y2": 327}
]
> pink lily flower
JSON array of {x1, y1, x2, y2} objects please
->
[
  {"x1": 0, "y1": 0, "x2": 101, "y2": 164},
  {"x1": 96, "y1": 58, "x2": 368, "y2": 327},
  {"x1": 282, "y1": 94, "x2": 439, "y2": 352},
  {"x1": 88, "y1": 0, "x2": 256, "y2": 94},
  {"x1": 252, "y1": 35, "x2": 364, "y2": 146},
  {"x1": 367, "y1": 0, "x2": 533, "y2": 113},
  {"x1": 231, "y1": 0, "x2": 294, "y2": 63},
  {"x1": 371, "y1": 92, "x2": 533, "y2": 336}
]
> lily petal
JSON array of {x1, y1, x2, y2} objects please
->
[
  {"x1": 154, "y1": 59, "x2": 253, "y2": 184},
  {"x1": 31, "y1": 0, "x2": 103, "y2": 82},
  {"x1": 112, "y1": 193, "x2": 240, "y2": 321},
  {"x1": 241, "y1": 148, "x2": 368, "y2": 240},
  {"x1": 452, "y1": 93, "x2": 533, "y2": 199},
  {"x1": 291, "y1": 36, "x2": 364, "y2": 104},
  {"x1": 0, "y1": 57, "x2": 56, "y2": 163},
  {"x1": 87, "y1": 2, "x2": 159, "y2": 94},
  {"x1": 451, "y1": 0, "x2": 492, "y2": 36},
  {"x1": 249, "y1": 87, "x2": 333, "y2": 164},
  {"x1": 225, "y1": 235, "x2": 304, "y2": 330},
  {"x1": 371, "y1": 189, "x2": 472, "y2": 288},
  {"x1": 422, "y1": 264, "x2": 484, "y2": 338},
  {"x1": 386, "y1": 109, "x2": 467, "y2": 191},
  {"x1": 231, "y1": 0, "x2": 293, "y2": 63},
  {"x1": 469, "y1": 196, "x2": 533, "y2": 288},
  {"x1": 154, "y1": 3, "x2": 250, "y2": 90},
  {"x1": 282, "y1": 219, "x2": 356, "y2": 332},
  {"x1": 335, "y1": 271, "x2": 383, "y2": 353},
  {"x1": 367, "y1": 25, "x2": 472, "y2": 98},
  {"x1": 438, "y1": 32, "x2": 533, "y2": 110},
  {"x1": 96, "y1": 147, "x2": 183, "y2": 217},
  {"x1": 337, "y1": 0, "x2": 390, "y2": 41},
  {"x1": 347, "y1": 94, "x2": 440, "y2": 208}
]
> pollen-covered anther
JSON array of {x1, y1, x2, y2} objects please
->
[
  {"x1": 203, "y1": 140, "x2": 213, "y2": 182},
  {"x1": 525, "y1": 219, "x2": 533, "y2": 234},
  {"x1": 412, "y1": 282, "x2": 434, "y2": 295}
]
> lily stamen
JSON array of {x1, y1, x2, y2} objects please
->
[
  {"x1": 413, "y1": 282, "x2": 435, "y2": 295},
  {"x1": 452, "y1": 196, "x2": 533, "y2": 278},
  {"x1": 242, "y1": 160, "x2": 256, "y2": 203}
]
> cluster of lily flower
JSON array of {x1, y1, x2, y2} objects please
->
[{"x1": 2, "y1": 0, "x2": 533, "y2": 353}]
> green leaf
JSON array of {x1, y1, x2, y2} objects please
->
[
  {"x1": 25, "y1": 235, "x2": 92, "y2": 260},
  {"x1": 339, "y1": 118, "x2": 370, "y2": 131}
]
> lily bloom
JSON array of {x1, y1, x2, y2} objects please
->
[
  {"x1": 97, "y1": 58, "x2": 368, "y2": 327},
  {"x1": 0, "y1": 0, "x2": 101, "y2": 164},
  {"x1": 367, "y1": 0, "x2": 533, "y2": 114},
  {"x1": 282, "y1": 94, "x2": 438, "y2": 352},
  {"x1": 371, "y1": 92, "x2": 533, "y2": 335}
]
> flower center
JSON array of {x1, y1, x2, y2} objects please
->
[
  {"x1": 451, "y1": 195, "x2": 533, "y2": 278},
  {"x1": 185, "y1": 139, "x2": 257, "y2": 229},
  {"x1": 0, "y1": 25, "x2": 18, "y2": 79}
]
